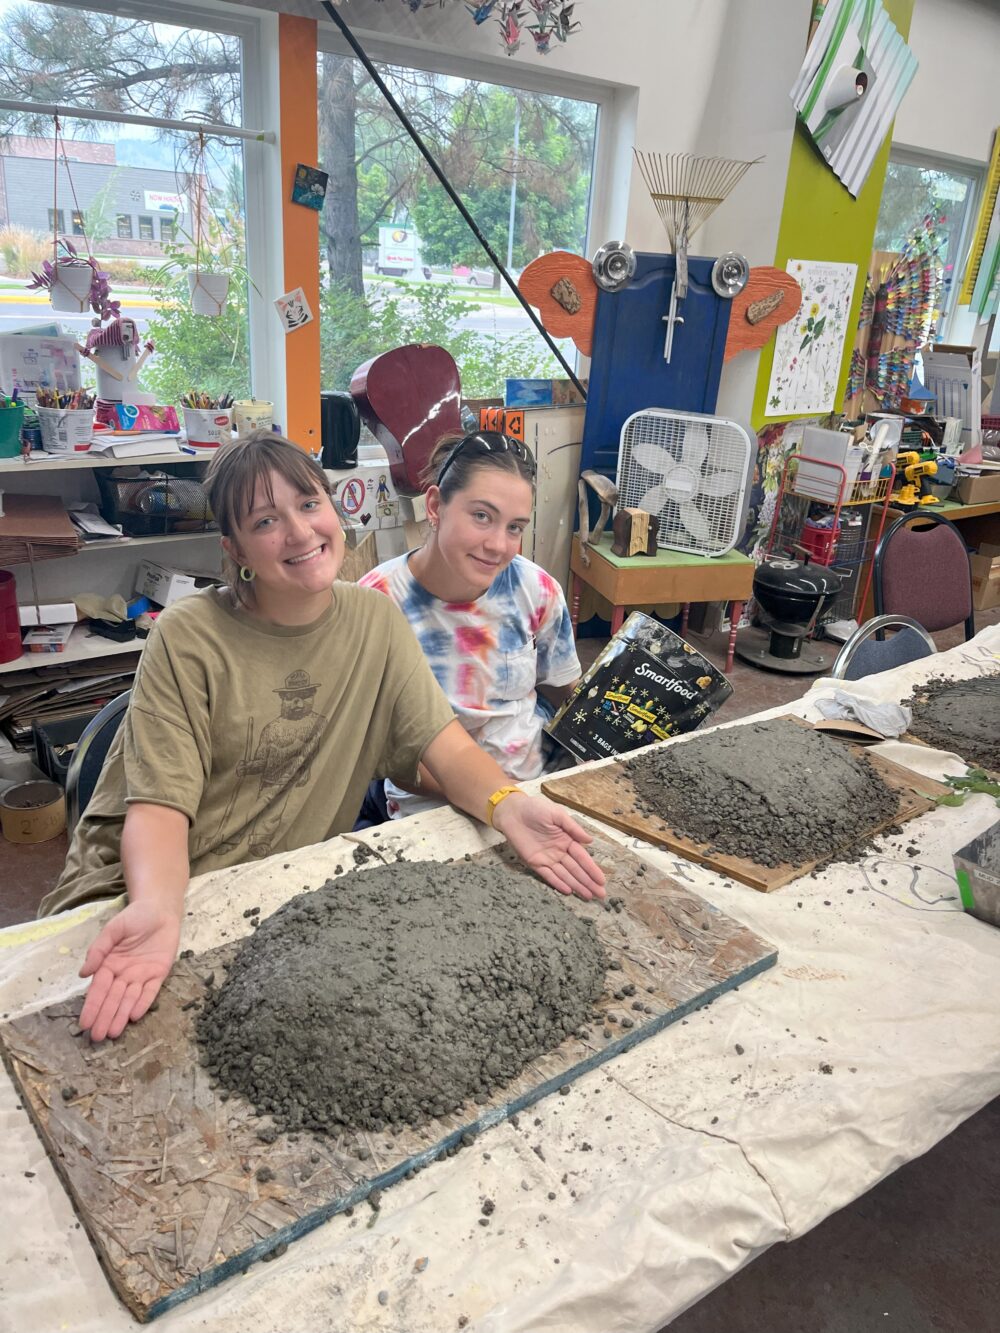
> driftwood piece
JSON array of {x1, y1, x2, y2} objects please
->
[
  {"x1": 577, "y1": 470, "x2": 619, "y2": 567},
  {"x1": 611, "y1": 508, "x2": 659, "y2": 558}
]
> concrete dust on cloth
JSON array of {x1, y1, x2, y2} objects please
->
[
  {"x1": 197, "y1": 861, "x2": 606, "y2": 1134},
  {"x1": 904, "y1": 674, "x2": 1000, "y2": 774},
  {"x1": 623, "y1": 716, "x2": 898, "y2": 867}
]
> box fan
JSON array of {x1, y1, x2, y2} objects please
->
[{"x1": 616, "y1": 408, "x2": 753, "y2": 557}]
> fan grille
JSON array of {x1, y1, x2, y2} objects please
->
[{"x1": 616, "y1": 409, "x2": 752, "y2": 557}]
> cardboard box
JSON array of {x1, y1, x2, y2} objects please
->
[
  {"x1": 953, "y1": 471, "x2": 1000, "y2": 505},
  {"x1": 920, "y1": 344, "x2": 982, "y2": 443},
  {"x1": 135, "y1": 559, "x2": 218, "y2": 608},
  {"x1": 970, "y1": 543, "x2": 1000, "y2": 611},
  {"x1": 18, "y1": 601, "x2": 78, "y2": 628}
]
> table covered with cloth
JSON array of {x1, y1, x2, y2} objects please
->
[{"x1": 1, "y1": 626, "x2": 999, "y2": 1333}]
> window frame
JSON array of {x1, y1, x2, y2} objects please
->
[
  {"x1": 137, "y1": 214, "x2": 154, "y2": 240},
  {"x1": 47, "y1": 207, "x2": 65, "y2": 234},
  {"x1": 882, "y1": 142, "x2": 985, "y2": 339},
  {"x1": 71, "y1": 208, "x2": 86, "y2": 235},
  {"x1": 8, "y1": 0, "x2": 279, "y2": 402},
  {"x1": 116, "y1": 213, "x2": 133, "y2": 239},
  {"x1": 316, "y1": 22, "x2": 621, "y2": 296}
]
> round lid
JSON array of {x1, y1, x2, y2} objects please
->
[{"x1": 754, "y1": 557, "x2": 843, "y2": 596}]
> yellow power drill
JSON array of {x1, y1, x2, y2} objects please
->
[{"x1": 893, "y1": 450, "x2": 939, "y2": 507}]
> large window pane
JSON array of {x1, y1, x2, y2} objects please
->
[
  {"x1": 317, "y1": 52, "x2": 598, "y2": 395},
  {"x1": 874, "y1": 154, "x2": 981, "y2": 332},
  {"x1": 0, "y1": 1, "x2": 252, "y2": 402}
]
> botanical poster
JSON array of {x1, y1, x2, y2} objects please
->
[{"x1": 765, "y1": 259, "x2": 857, "y2": 417}]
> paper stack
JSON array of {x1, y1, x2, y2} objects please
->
[{"x1": 0, "y1": 494, "x2": 80, "y2": 565}]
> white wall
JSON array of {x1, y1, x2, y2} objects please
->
[{"x1": 894, "y1": 0, "x2": 1000, "y2": 164}]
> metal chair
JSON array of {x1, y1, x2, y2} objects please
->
[
  {"x1": 873, "y1": 510, "x2": 975, "y2": 641},
  {"x1": 65, "y1": 690, "x2": 131, "y2": 838},
  {"x1": 831, "y1": 615, "x2": 937, "y2": 681}
]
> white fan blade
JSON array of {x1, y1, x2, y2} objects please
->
[
  {"x1": 680, "y1": 421, "x2": 709, "y2": 471},
  {"x1": 632, "y1": 439, "x2": 673, "y2": 475},
  {"x1": 678, "y1": 501, "x2": 711, "y2": 544},
  {"x1": 637, "y1": 482, "x2": 671, "y2": 513},
  {"x1": 698, "y1": 467, "x2": 744, "y2": 498}
]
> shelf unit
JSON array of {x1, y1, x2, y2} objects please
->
[
  {"x1": 0, "y1": 626, "x2": 142, "y2": 677},
  {"x1": 2, "y1": 447, "x2": 222, "y2": 678}
]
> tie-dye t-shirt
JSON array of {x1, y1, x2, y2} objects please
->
[{"x1": 360, "y1": 552, "x2": 580, "y2": 815}]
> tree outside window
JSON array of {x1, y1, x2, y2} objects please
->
[{"x1": 316, "y1": 52, "x2": 598, "y2": 396}]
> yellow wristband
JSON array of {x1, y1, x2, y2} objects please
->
[{"x1": 486, "y1": 785, "x2": 524, "y2": 828}]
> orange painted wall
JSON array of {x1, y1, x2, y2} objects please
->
[{"x1": 278, "y1": 14, "x2": 321, "y2": 451}]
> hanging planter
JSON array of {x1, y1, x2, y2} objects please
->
[
  {"x1": 47, "y1": 257, "x2": 96, "y2": 312},
  {"x1": 188, "y1": 270, "x2": 231, "y2": 317}
]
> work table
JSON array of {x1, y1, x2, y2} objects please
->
[{"x1": 1, "y1": 626, "x2": 999, "y2": 1332}]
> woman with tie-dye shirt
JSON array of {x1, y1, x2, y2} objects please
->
[{"x1": 360, "y1": 431, "x2": 581, "y2": 818}]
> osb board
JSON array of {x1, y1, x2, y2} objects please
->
[
  {"x1": 0, "y1": 831, "x2": 775, "y2": 1323},
  {"x1": 542, "y1": 724, "x2": 949, "y2": 893}
]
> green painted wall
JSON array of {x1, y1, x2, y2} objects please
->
[{"x1": 751, "y1": 0, "x2": 916, "y2": 429}]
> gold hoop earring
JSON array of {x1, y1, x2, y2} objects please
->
[{"x1": 239, "y1": 565, "x2": 255, "y2": 583}]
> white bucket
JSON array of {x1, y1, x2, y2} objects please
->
[
  {"x1": 48, "y1": 261, "x2": 93, "y2": 313},
  {"x1": 233, "y1": 399, "x2": 273, "y2": 435},
  {"x1": 183, "y1": 406, "x2": 233, "y2": 448},
  {"x1": 37, "y1": 407, "x2": 95, "y2": 454},
  {"x1": 188, "y1": 270, "x2": 230, "y2": 317}
]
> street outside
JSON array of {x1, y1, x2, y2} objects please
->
[{"x1": 0, "y1": 270, "x2": 537, "y2": 341}]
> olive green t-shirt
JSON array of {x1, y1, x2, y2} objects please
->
[{"x1": 40, "y1": 583, "x2": 455, "y2": 916}]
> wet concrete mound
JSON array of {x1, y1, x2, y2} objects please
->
[
  {"x1": 905, "y1": 675, "x2": 1000, "y2": 774},
  {"x1": 624, "y1": 717, "x2": 899, "y2": 868},
  {"x1": 196, "y1": 862, "x2": 606, "y2": 1134}
]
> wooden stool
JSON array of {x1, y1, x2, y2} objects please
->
[{"x1": 569, "y1": 534, "x2": 756, "y2": 673}]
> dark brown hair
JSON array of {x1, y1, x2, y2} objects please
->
[
  {"x1": 204, "y1": 430, "x2": 332, "y2": 605},
  {"x1": 422, "y1": 431, "x2": 536, "y2": 502}
]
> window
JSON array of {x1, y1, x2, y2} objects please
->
[
  {"x1": 0, "y1": 0, "x2": 267, "y2": 405},
  {"x1": 315, "y1": 45, "x2": 600, "y2": 396},
  {"x1": 47, "y1": 207, "x2": 65, "y2": 233},
  {"x1": 71, "y1": 209, "x2": 85, "y2": 236},
  {"x1": 875, "y1": 149, "x2": 983, "y2": 335}
]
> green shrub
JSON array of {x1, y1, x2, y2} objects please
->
[{"x1": 0, "y1": 226, "x2": 51, "y2": 276}]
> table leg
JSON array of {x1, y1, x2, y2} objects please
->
[
  {"x1": 681, "y1": 602, "x2": 690, "y2": 638},
  {"x1": 569, "y1": 572, "x2": 581, "y2": 635},
  {"x1": 726, "y1": 600, "x2": 743, "y2": 673},
  {"x1": 610, "y1": 604, "x2": 625, "y2": 635}
]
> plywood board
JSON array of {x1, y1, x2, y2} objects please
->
[
  {"x1": 542, "y1": 727, "x2": 949, "y2": 893},
  {"x1": 0, "y1": 831, "x2": 775, "y2": 1322}
]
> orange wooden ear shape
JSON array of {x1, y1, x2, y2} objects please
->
[
  {"x1": 517, "y1": 251, "x2": 597, "y2": 357},
  {"x1": 724, "y1": 266, "x2": 803, "y2": 362}
]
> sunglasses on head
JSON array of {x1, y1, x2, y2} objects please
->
[{"x1": 436, "y1": 431, "x2": 536, "y2": 487}]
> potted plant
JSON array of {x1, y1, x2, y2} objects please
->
[
  {"x1": 27, "y1": 239, "x2": 121, "y2": 319},
  {"x1": 151, "y1": 209, "x2": 258, "y2": 318}
]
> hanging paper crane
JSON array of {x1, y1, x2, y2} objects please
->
[{"x1": 366, "y1": 0, "x2": 582, "y2": 53}]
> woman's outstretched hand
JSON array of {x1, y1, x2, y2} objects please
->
[
  {"x1": 78, "y1": 901, "x2": 181, "y2": 1042},
  {"x1": 492, "y1": 793, "x2": 606, "y2": 901}
]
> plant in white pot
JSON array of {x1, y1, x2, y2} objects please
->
[
  {"x1": 151, "y1": 212, "x2": 257, "y2": 319},
  {"x1": 27, "y1": 239, "x2": 121, "y2": 319}
]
